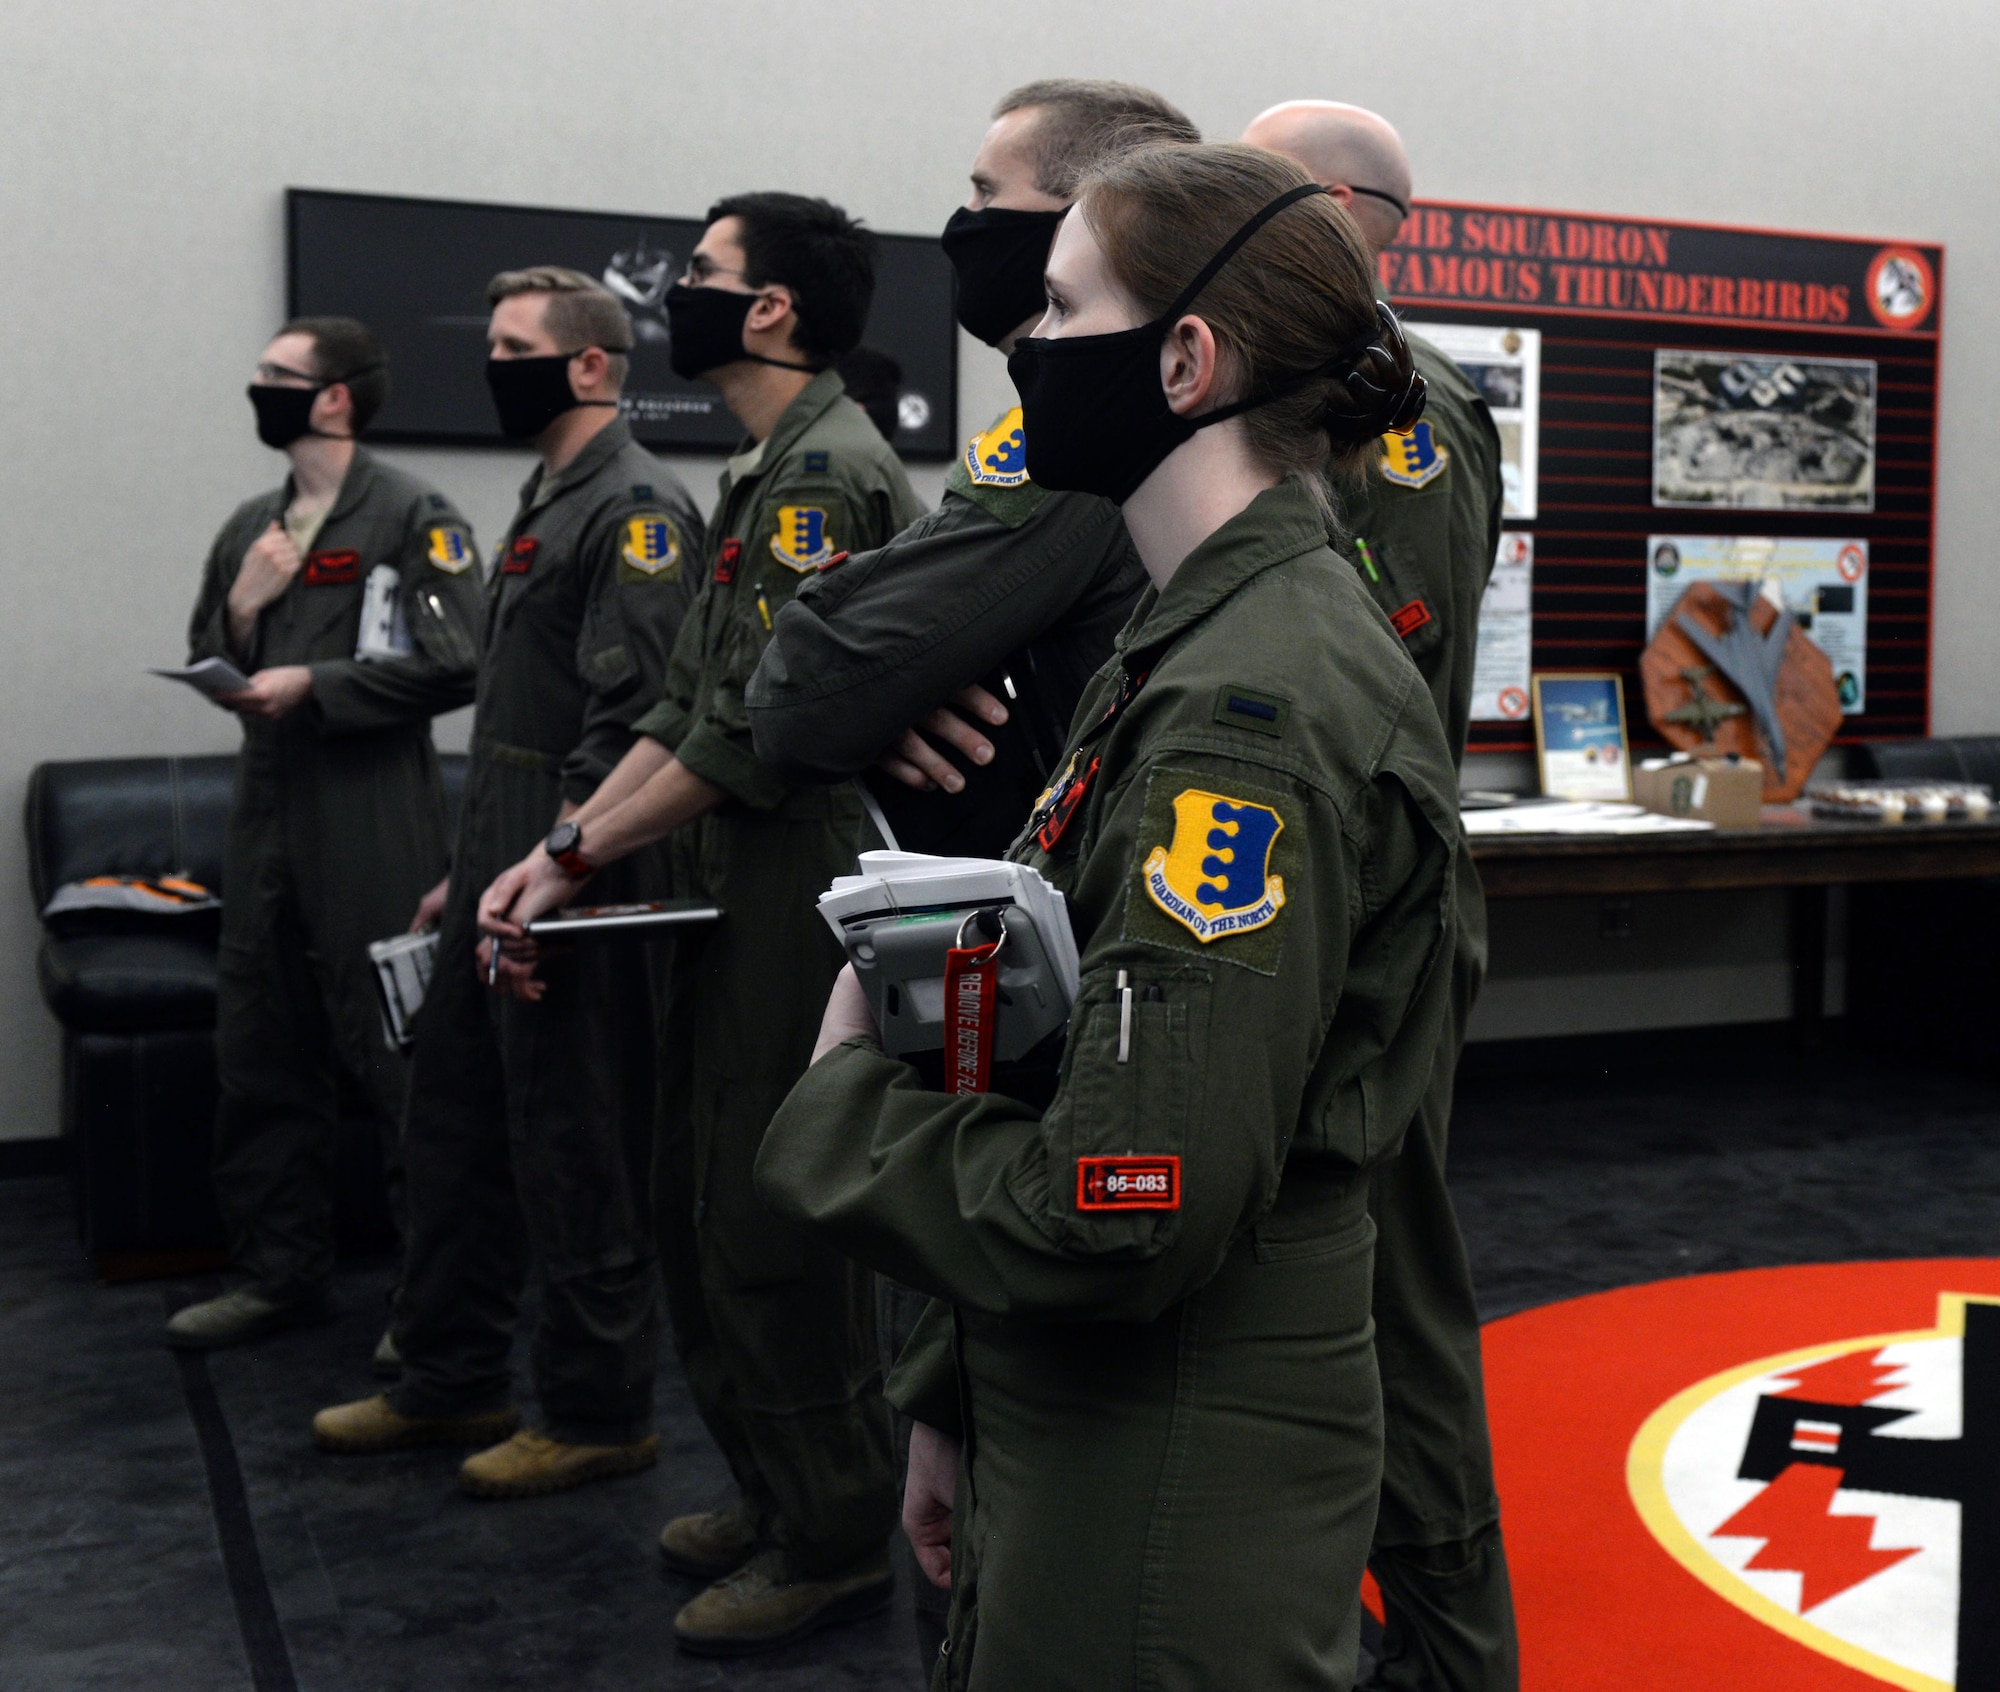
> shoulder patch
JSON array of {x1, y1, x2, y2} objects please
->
[
  {"x1": 1123, "y1": 767, "x2": 1293, "y2": 974},
  {"x1": 426, "y1": 522, "x2": 476, "y2": 574},
  {"x1": 1379, "y1": 420, "x2": 1450, "y2": 489},
  {"x1": 619, "y1": 511, "x2": 682, "y2": 581},
  {"x1": 1214, "y1": 686, "x2": 1289, "y2": 739},
  {"x1": 965, "y1": 406, "x2": 1029, "y2": 488},
  {"x1": 427, "y1": 492, "x2": 451, "y2": 511},
  {"x1": 803, "y1": 450, "x2": 830, "y2": 473},
  {"x1": 770, "y1": 504, "x2": 837, "y2": 572},
  {"x1": 631, "y1": 482, "x2": 654, "y2": 500}
]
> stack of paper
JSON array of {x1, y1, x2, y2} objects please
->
[
  {"x1": 1461, "y1": 801, "x2": 1714, "y2": 837},
  {"x1": 819, "y1": 852, "x2": 1080, "y2": 1005}
]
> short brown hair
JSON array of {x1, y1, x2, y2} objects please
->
[
  {"x1": 994, "y1": 80, "x2": 1200, "y2": 199},
  {"x1": 280, "y1": 316, "x2": 389, "y2": 432},
  {"x1": 1081, "y1": 142, "x2": 1406, "y2": 500},
  {"x1": 486, "y1": 266, "x2": 634, "y2": 385}
]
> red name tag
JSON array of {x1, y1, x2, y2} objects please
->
[
  {"x1": 1389, "y1": 598, "x2": 1433, "y2": 639},
  {"x1": 502, "y1": 536, "x2": 538, "y2": 575},
  {"x1": 714, "y1": 537, "x2": 742, "y2": 584},
  {"x1": 1076, "y1": 1155, "x2": 1181, "y2": 1212},
  {"x1": 302, "y1": 548, "x2": 360, "y2": 586}
]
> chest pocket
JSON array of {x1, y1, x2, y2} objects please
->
[{"x1": 1352, "y1": 534, "x2": 1446, "y2": 672}]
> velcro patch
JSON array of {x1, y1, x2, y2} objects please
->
[
  {"x1": 1214, "y1": 686, "x2": 1289, "y2": 738},
  {"x1": 770, "y1": 505, "x2": 836, "y2": 571},
  {"x1": 426, "y1": 523, "x2": 475, "y2": 574},
  {"x1": 714, "y1": 537, "x2": 742, "y2": 584},
  {"x1": 1124, "y1": 767, "x2": 1293, "y2": 975},
  {"x1": 501, "y1": 536, "x2": 538, "y2": 575},
  {"x1": 803, "y1": 450, "x2": 829, "y2": 473},
  {"x1": 620, "y1": 512, "x2": 681, "y2": 579},
  {"x1": 1076, "y1": 1155, "x2": 1181, "y2": 1212},
  {"x1": 1389, "y1": 598, "x2": 1433, "y2": 639},
  {"x1": 965, "y1": 406, "x2": 1028, "y2": 488},
  {"x1": 303, "y1": 548, "x2": 360, "y2": 586},
  {"x1": 1378, "y1": 420, "x2": 1449, "y2": 489}
]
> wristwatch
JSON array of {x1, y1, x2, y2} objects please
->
[{"x1": 543, "y1": 820, "x2": 594, "y2": 880}]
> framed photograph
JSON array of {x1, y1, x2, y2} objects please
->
[
  {"x1": 1533, "y1": 672, "x2": 1632, "y2": 801},
  {"x1": 287, "y1": 188, "x2": 959, "y2": 460},
  {"x1": 1652, "y1": 350, "x2": 1876, "y2": 511},
  {"x1": 1403, "y1": 322, "x2": 1541, "y2": 518}
]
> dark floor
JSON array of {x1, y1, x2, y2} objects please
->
[{"x1": 1, "y1": 1025, "x2": 1995, "y2": 1690}]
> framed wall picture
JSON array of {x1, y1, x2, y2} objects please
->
[{"x1": 1533, "y1": 672, "x2": 1633, "y2": 800}]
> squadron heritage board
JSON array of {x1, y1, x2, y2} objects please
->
[
  {"x1": 287, "y1": 188, "x2": 959, "y2": 460},
  {"x1": 1380, "y1": 201, "x2": 1943, "y2": 755}
]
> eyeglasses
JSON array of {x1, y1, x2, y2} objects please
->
[
  {"x1": 1346, "y1": 185, "x2": 1410, "y2": 218},
  {"x1": 680, "y1": 254, "x2": 752, "y2": 287},
  {"x1": 253, "y1": 361, "x2": 321, "y2": 386}
]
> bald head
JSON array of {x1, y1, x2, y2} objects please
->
[{"x1": 1241, "y1": 100, "x2": 1411, "y2": 252}]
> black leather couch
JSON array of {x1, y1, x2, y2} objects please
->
[
  {"x1": 1845, "y1": 735, "x2": 2000, "y2": 1065},
  {"x1": 25, "y1": 752, "x2": 466, "y2": 1272}
]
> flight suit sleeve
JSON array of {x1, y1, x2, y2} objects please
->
[
  {"x1": 883, "y1": 1298, "x2": 963, "y2": 1437},
  {"x1": 746, "y1": 488, "x2": 1131, "y2": 781},
  {"x1": 754, "y1": 748, "x2": 1437, "y2": 1325},
  {"x1": 186, "y1": 508, "x2": 259, "y2": 668},
  {"x1": 309, "y1": 500, "x2": 484, "y2": 735},
  {"x1": 668, "y1": 466, "x2": 882, "y2": 809},
  {"x1": 559, "y1": 497, "x2": 704, "y2": 804}
]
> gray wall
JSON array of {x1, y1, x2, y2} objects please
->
[{"x1": 2, "y1": 0, "x2": 1994, "y2": 1138}]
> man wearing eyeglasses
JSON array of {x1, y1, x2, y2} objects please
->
[
  {"x1": 313, "y1": 269, "x2": 706, "y2": 1504},
  {"x1": 475, "y1": 196, "x2": 922, "y2": 1654},
  {"x1": 166, "y1": 318, "x2": 485, "y2": 1353},
  {"x1": 1243, "y1": 100, "x2": 1519, "y2": 1692}
]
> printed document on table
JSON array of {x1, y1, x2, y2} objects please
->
[{"x1": 1470, "y1": 533, "x2": 1534, "y2": 722}]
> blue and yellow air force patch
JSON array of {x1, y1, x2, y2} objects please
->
[
  {"x1": 621, "y1": 513, "x2": 681, "y2": 578},
  {"x1": 965, "y1": 406, "x2": 1029, "y2": 488},
  {"x1": 770, "y1": 505, "x2": 835, "y2": 571},
  {"x1": 1379, "y1": 420, "x2": 1450, "y2": 489},
  {"x1": 426, "y1": 524, "x2": 475, "y2": 574},
  {"x1": 1143, "y1": 788, "x2": 1286, "y2": 942}
]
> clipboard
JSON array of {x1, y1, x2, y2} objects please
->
[{"x1": 525, "y1": 899, "x2": 723, "y2": 937}]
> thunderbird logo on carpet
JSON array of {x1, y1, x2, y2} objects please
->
[{"x1": 1630, "y1": 1292, "x2": 1994, "y2": 1691}]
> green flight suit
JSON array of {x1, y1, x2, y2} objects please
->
[
  {"x1": 758, "y1": 478, "x2": 1463, "y2": 1689},
  {"x1": 634, "y1": 368, "x2": 923, "y2": 1572},
  {"x1": 1338, "y1": 334, "x2": 1517, "y2": 1692},
  {"x1": 186, "y1": 447, "x2": 483, "y2": 1299},
  {"x1": 390, "y1": 419, "x2": 703, "y2": 1444},
  {"x1": 745, "y1": 402, "x2": 1145, "y2": 1649}
]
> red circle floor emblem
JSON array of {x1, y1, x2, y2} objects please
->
[{"x1": 1486, "y1": 1259, "x2": 2000, "y2": 1689}]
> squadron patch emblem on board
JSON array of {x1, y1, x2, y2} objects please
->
[
  {"x1": 1379, "y1": 420, "x2": 1450, "y2": 489},
  {"x1": 620, "y1": 513, "x2": 681, "y2": 578},
  {"x1": 1142, "y1": 788, "x2": 1287, "y2": 943},
  {"x1": 770, "y1": 505, "x2": 836, "y2": 571},
  {"x1": 426, "y1": 524, "x2": 475, "y2": 573},
  {"x1": 965, "y1": 406, "x2": 1029, "y2": 488}
]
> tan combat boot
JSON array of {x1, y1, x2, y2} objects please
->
[
  {"x1": 673, "y1": 1547, "x2": 893, "y2": 1656},
  {"x1": 658, "y1": 1501, "x2": 765, "y2": 1579},
  {"x1": 457, "y1": 1429, "x2": 659, "y2": 1499},
  {"x1": 312, "y1": 1394, "x2": 519, "y2": 1454}
]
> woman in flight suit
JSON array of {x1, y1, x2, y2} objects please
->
[{"x1": 757, "y1": 142, "x2": 1463, "y2": 1690}]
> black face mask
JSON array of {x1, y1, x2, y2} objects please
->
[
  {"x1": 941, "y1": 205, "x2": 1066, "y2": 346},
  {"x1": 1008, "y1": 183, "x2": 1426, "y2": 504},
  {"x1": 485, "y1": 354, "x2": 588, "y2": 439},
  {"x1": 665, "y1": 282, "x2": 818, "y2": 380},
  {"x1": 248, "y1": 382, "x2": 322, "y2": 448}
]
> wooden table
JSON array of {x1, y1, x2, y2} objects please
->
[{"x1": 1468, "y1": 806, "x2": 2000, "y2": 1029}]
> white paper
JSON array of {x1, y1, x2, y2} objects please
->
[
  {"x1": 1462, "y1": 801, "x2": 1711, "y2": 837},
  {"x1": 356, "y1": 564, "x2": 414, "y2": 661},
  {"x1": 1470, "y1": 533, "x2": 1534, "y2": 722},
  {"x1": 1645, "y1": 535, "x2": 1870, "y2": 713},
  {"x1": 148, "y1": 657, "x2": 251, "y2": 700},
  {"x1": 1405, "y1": 321, "x2": 1541, "y2": 519}
]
